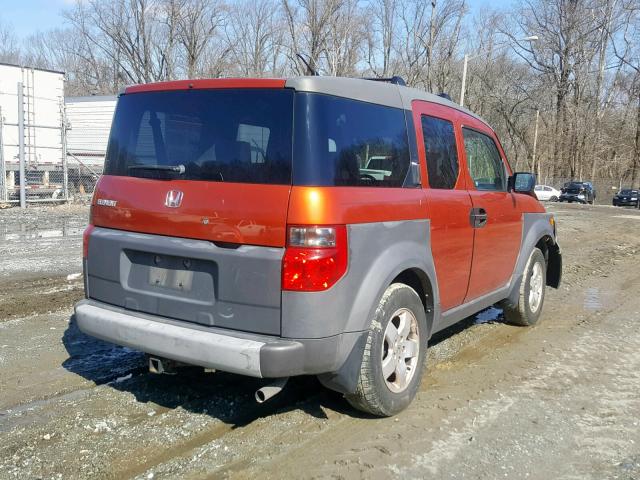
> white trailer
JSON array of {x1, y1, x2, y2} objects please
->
[
  {"x1": 0, "y1": 63, "x2": 65, "y2": 203},
  {"x1": 65, "y1": 95, "x2": 117, "y2": 171}
]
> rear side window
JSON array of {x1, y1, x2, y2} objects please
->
[
  {"x1": 462, "y1": 128, "x2": 506, "y2": 191},
  {"x1": 293, "y1": 93, "x2": 410, "y2": 187},
  {"x1": 421, "y1": 115, "x2": 459, "y2": 189},
  {"x1": 105, "y1": 89, "x2": 293, "y2": 184}
]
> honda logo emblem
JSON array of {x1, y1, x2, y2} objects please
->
[{"x1": 165, "y1": 190, "x2": 184, "y2": 208}]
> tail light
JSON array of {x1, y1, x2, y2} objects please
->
[{"x1": 282, "y1": 225, "x2": 348, "y2": 291}]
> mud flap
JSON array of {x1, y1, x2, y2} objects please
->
[
  {"x1": 547, "y1": 243, "x2": 562, "y2": 288},
  {"x1": 316, "y1": 332, "x2": 368, "y2": 395}
]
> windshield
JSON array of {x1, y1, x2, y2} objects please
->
[
  {"x1": 565, "y1": 182, "x2": 585, "y2": 189},
  {"x1": 619, "y1": 189, "x2": 637, "y2": 195},
  {"x1": 104, "y1": 89, "x2": 294, "y2": 184}
]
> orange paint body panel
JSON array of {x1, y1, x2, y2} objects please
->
[
  {"x1": 457, "y1": 113, "x2": 523, "y2": 301},
  {"x1": 286, "y1": 186, "x2": 428, "y2": 225},
  {"x1": 124, "y1": 78, "x2": 286, "y2": 94},
  {"x1": 92, "y1": 176, "x2": 290, "y2": 247},
  {"x1": 412, "y1": 101, "x2": 474, "y2": 311}
]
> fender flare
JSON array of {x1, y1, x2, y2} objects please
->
[
  {"x1": 318, "y1": 234, "x2": 439, "y2": 395},
  {"x1": 505, "y1": 213, "x2": 557, "y2": 306}
]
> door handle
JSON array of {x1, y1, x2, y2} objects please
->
[{"x1": 470, "y1": 208, "x2": 488, "y2": 228}]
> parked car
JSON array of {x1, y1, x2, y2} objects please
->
[
  {"x1": 612, "y1": 188, "x2": 639, "y2": 207},
  {"x1": 559, "y1": 181, "x2": 596, "y2": 204},
  {"x1": 75, "y1": 76, "x2": 562, "y2": 416},
  {"x1": 534, "y1": 184, "x2": 561, "y2": 202}
]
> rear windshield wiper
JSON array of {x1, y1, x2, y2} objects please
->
[{"x1": 128, "y1": 164, "x2": 186, "y2": 174}]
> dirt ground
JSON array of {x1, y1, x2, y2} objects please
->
[{"x1": 1, "y1": 202, "x2": 640, "y2": 480}]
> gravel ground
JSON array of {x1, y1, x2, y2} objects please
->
[{"x1": 1, "y1": 202, "x2": 639, "y2": 479}]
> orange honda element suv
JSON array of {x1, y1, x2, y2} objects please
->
[{"x1": 75, "y1": 77, "x2": 562, "y2": 416}]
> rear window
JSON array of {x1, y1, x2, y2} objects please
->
[
  {"x1": 293, "y1": 93, "x2": 411, "y2": 187},
  {"x1": 104, "y1": 89, "x2": 293, "y2": 184}
]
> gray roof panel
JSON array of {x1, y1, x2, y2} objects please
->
[{"x1": 285, "y1": 76, "x2": 491, "y2": 130}]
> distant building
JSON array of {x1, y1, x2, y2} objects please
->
[
  {"x1": 0, "y1": 62, "x2": 65, "y2": 200},
  {"x1": 65, "y1": 95, "x2": 117, "y2": 171}
]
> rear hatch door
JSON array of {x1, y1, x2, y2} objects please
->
[{"x1": 87, "y1": 85, "x2": 293, "y2": 335}]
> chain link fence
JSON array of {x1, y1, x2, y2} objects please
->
[{"x1": 0, "y1": 69, "x2": 110, "y2": 207}]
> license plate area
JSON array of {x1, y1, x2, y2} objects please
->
[
  {"x1": 148, "y1": 265, "x2": 194, "y2": 291},
  {"x1": 123, "y1": 249, "x2": 216, "y2": 303}
]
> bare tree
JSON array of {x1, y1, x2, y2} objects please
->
[
  {"x1": 176, "y1": 0, "x2": 227, "y2": 78},
  {"x1": 226, "y1": 0, "x2": 285, "y2": 76},
  {"x1": 611, "y1": 0, "x2": 640, "y2": 185},
  {"x1": 395, "y1": 0, "x2": 465, "y2": 90},
  {"x1": 282, "y1": 0, "x2": 345, "y2": 75},
  {"x1": 365, "y1": 0, "x2": 398, "y2": 77},
  {"x1": 5, "y1": 0, "x2": 638, "y2": 191},
  {"x1": 0, "y1": 19, "x2": 21, "y2": 64}
]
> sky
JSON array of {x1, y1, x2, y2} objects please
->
[
  {"x1": 1, "y1": 0, "x2": 72, "y2": 39},
  {"x1": 1, "y1": 0, "x2": 513, "y2": 40}
]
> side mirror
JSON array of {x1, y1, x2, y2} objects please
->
[{"x1": 508, "y1": 172, "x2": 536, "y2": 194}]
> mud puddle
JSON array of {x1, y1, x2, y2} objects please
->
[{"x1": 0, "y1": 275, "x2": 84, "y2": 321}]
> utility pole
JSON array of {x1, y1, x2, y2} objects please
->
[
  {"x1": 460, "y1": 54, "x2": 469, "y2": 107},
  {"x1": 532, "y1": 109, "x2": 540, "y2": 178},
  {"x1": 17, "y1": 82, "x2": 26, "y2": 209},
  {"x1": 0, "y1": 106, "x2": 5, "y2": 202},
  {"x1": 459, "y1": 36, "x2": 539, "y2": 108}
]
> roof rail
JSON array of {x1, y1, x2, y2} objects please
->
[{"x1": 364, "y1": 76, "x2": 407, "y2": 86}]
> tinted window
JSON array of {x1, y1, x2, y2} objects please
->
[
  {"x1": 105, "y1": 89, "x2": 293, "y2": 184},
  {"x1": 462, "y1": 128, "x2": 506, "y2": 191},
  {"x1": 421, "y1": 115, "x2": 459, "y2": 189},
  {"x1": 293, "y1": 93, "x2": 410, "y2": 187}
]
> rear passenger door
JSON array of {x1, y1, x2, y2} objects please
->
[
  {"x1": 413, "y1": 101, "x2": 474, "y2": 311},
  {"x1": 460, "y1": 123, "x2": 522, "y2": 301}
]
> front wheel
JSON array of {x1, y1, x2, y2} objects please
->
[
  {"x1": 346, "y1": 283, "x2": 427, "y2": 417},
  {"x1": 500, "y1": 248, "x2": 546, "y2": 326},
  {"x1": 550, "y1": 196, "x2": 558, "y2": 202}
]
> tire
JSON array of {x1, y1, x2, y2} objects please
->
[
  {"x1": 346, "y1": 283, "x2": 427, "y2": 417},
  {"x1": 500, "y1": 248, "x2": 546, "y2": 327},
  {"x1": 550, "y1": 196, "x2": 558, "y2": 202}
]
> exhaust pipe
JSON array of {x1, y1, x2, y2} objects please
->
[{"x1": 255, "y1": 377, "x2": 289, "y2": 403}]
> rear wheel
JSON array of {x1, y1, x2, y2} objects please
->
[
  {"x1": 346, "y1": 283, "x2": 427, "y2": 417},
  {"x1": 500, "y1": 248, "x2": 546, "y2": 327}
]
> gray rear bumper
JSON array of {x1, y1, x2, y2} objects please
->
[{"x1": 74, "y1": 299, "x2": 364, "y2": 379}]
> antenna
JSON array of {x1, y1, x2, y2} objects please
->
[
  {"x1": 364, "y1": 76, "x2": 407, "y2": 86},
  {"x1": 296, "y1": 54, "x2": 319, "y2": 76}
]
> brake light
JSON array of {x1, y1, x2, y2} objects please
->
[
  {"x1": 282, "y1": 225, "x2": 348, "y2": 291},
  {"x1": 83, "y1": 225, "x2": 95, "y2": 259}
]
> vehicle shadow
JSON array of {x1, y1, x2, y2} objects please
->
[
  {"x1": 61, "y1": 307, "x2": 504, "y2": 425},
  {"x1": 61, "y1": 315, "x2": 367, "y2": 427}
]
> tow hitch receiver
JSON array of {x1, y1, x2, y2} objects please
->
[{"x1": 148, "y1": 356, "x2": 181, "y2": 375}]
